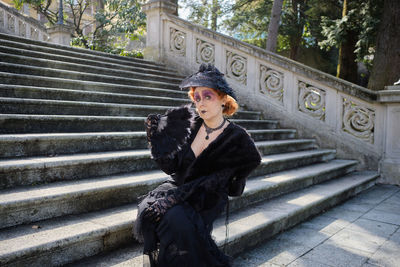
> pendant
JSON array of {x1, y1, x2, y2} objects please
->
[{"x1": 205, "y1": 135, "x2": 209, "y2": 140}]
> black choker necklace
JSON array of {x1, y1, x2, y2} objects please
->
[{"x1": 203, "y1": 118, "x2": 226, "y2": 140}]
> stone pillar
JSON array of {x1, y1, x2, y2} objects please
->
[
  {"x1": 47, "y1": 24, "x2": 73, "y2": 46},
  {"x1": 379, "y1": 85, "x2": 400, "y2": 185},
  {"x1": 142, "y1": 0, "x2": 177, "y2": 62}
]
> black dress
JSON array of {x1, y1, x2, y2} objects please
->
[{"x1": 134, "y1": 106, "x2": 262, "y2": 267}]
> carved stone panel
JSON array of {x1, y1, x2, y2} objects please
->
[
  {"x1": 342, "y1": 98, "x2": 375, "y2": 144},
  {"x1": 226, "y1": 51, "x2": 247, "y2": 85},
  {"x1": 169, "y1": 28, "x2": 186, "y2": 57},
  {"x1": 19, "y1": 20, "x2": 26, "y2": 37},
  {"x1": 7, "y1": 14, "x2": 15, "y2": 33},
  {"x1": 31, "y1": 27, "x2": 38, "y2": 40},
  {"x1": 196, "y1": 39, "x2": 214, "y2": 64},
  {"x1": 298, "y1": 81, "x2": 326, "y2": 121},
  {"x1": 259, "y1": 65, "x2": 284, "y2": 103}
]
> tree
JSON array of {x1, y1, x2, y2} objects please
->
[
  {"x1": 318, "y1": 0, "x2": 383, "y2": 84},
  {"x1": 279, "y1": 0, "x2": 308, "y2": 60},
  {"x1": 336, "y1": 0, "x2": 358, "y2": 83},
  {"x1": 13, "y1": 0, "x2": 58, "y2": 24},
  {"x1": 266, "y1": 0, "x2": 283, "y2": 52},
  {"x1": 223, "y1": 0, "x2": 273, "y2": 48},
  {"x1": 65, "y1": 0, "x2": 92, "y2": 48},
  {"x1": 13, "y1": 0, "x2": 145, "y2": 51},
  {"x1": 368, "y1": 0, "x2": 400, "y2": 90},
  {"x1": 87, "y1": 0, "x2": 146, "y2": 51},
  {"x1": 180, "y1": 0, "x2": 224, "y2": 31}
]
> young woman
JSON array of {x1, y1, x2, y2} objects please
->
[{"x1": 134, "y1": 64, "x2": 261, "y2": 267}]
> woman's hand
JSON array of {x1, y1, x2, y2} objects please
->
[{"x1": 143, "y1": 195, "x2": 178, "y2": 223}]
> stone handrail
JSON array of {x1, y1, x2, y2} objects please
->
[{"x1": 0, "y1": 1, "x2": 49, "y2": 41}]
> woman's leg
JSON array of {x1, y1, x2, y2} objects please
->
[{"x1": 156, "y1": 204, "x2": 206, "y2": 267}]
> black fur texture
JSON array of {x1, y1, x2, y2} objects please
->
[{"x1": 148, "y1": 104, "x2": 196, "y2": 159}]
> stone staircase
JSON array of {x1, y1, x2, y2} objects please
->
[{"x1": 0, "y1": 32, "x2": 379, "y2": 266}]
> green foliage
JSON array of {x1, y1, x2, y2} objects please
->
[
  {"x1": 223, "y1": 0, "x2": 272, "y2": 38},
  {"x1": 86, "y1": 0, "x2": 146, "y2": 52},
  {"x1": 13, "y1": 0, "x2": 58, "y2": 24},
  {"x1": 318, "y1": 0, "x2": 383, "y2": 69},
  {"x1": 14, "y1": 0, "x2": 146, "y2": 57},
  {"x1": 179, "y1": 0, "x2": 228, "y2": 30}
]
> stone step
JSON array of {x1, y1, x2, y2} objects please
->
[
  {"x1": 0, "y1": 171, "x2": 378, "y2": 266},
  {"x1": 256, "y1": 139, "x2": 317, "y2": 155},
  {"x1": 0, "y1": 160, "x2": 357, "y2": 229},
  {"x1": 0, "y1": 74, "x2": 188, "y2": 99},
  {"x1": 0, "y1": 131, "x2": 294, "y2": 159},
  {"x1": 0, "y1": 132, "x2": 146, "y2": 158},
  {"x1": 248, "y1": 129, "x2": 297, "y2": 141},
  {"x1": 0, "y1": 114, "x2": 278, "y2": 134},
  {"x1": 0, "y1": 62, "x2": 179, "y2": 90},
  {"x1": 0, "y1": 148, "x2": 331, "y2": 189},
  {"x1": 0, "y1": 150, "x2": 154, "y2": 189},
  {"x1": 0, "y1": 52, "x2": 184, "y2": 85},
  {"x1": 0, "y1": 43, "x2": 184, "y2": 78},
  {"x1": 0, "y1": 97, "x2": 261, "y2": 120},
  {"x1": 70, "y1": 171, "x2": 378, "y2": 267},
  {"x1": 252, "y1": 149, "x2": 336, "y2": 177},
  {"x1": 0, "y1": 33, "x2": 168, "y2": 70},
  {"x1": 0, "y1": 84, "x2": 190, "y2": 106},
  {"x1": 216, "y1": 171, "x2": 378, "y2": 256},
  {"x1": 65, "y1": 244, "x2": 144, "y2": 267},
  {"x1": 229, "y1": 159, "x2": 357, "y2": 213},
  {"x1": 0, "y1": 170, "x2": 167, "y2": 229}
]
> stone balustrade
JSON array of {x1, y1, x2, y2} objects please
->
[
  {"x1": 0, "y1": 1, "x2": 49, "y2": 41},
  {"x1": 143, "y1": 0, "x2": 400, "y2": 185}
]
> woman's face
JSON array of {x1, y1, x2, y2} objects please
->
[{"x1": 193, "y1": 87, "x2": 225, "y2": 121}]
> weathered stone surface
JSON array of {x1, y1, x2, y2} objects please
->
[
  {"x1": 0, "y1": 32, "x2": 164, "y2": 68},
  {"x1": 0, "y1": 73, "x2": 188, "y2": 98},
  {"x1": 234, "y1": 184, "x2": 400, "y2": 267}
]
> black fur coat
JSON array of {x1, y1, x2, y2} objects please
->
[
  {"x1": 149, "y1": 104, "x2": 262, "y2": 194},
  {"x1": 134, "y1": 105, "x2": 262, "y2": 259}
]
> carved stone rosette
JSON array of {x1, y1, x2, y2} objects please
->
[
  {"x1": 342, "y1": 98, "x2": 375, "y2": 144},
  {"x1": 19, "y1": 20, "x2": 26, "y2": 37},
  {"x1": 259, "y1": 65, "x2": 284, "y2": 103},
  {"x1": 169, "y1": 28, "x2": 186, "y2": 57},
  {"x1": 298, "y1": 81, "x2": 326, "y2": 121},
  {"x1": 196, "y1": 39, "x2": 214, "y2": 64},
  {"x1": 30, "y1": 27, "x2": 38, "y2": 40},
  {"x1": 226, "y1": 51, "x2": 247, "y2": 85},
  {"x1": 7, "y1": 14, "x2": 15, "y2": 33}
]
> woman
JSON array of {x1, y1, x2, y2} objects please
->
[{"x1": 134, "y1": 64, "x2": 261, "y2": 267}]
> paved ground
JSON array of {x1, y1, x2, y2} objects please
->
[{"x1": 233, "y1": 184, "x2": 400, "y2": 267}]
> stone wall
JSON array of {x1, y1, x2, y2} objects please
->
[{"x1": 0, "y1": 1, "x2": 49, "y2": 41}]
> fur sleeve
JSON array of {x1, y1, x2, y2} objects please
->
[{"x1": 228, "y1": 127, "x2": 262, "y2": 196}]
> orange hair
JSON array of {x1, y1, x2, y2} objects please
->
[{"x1": 188, "y1": 87, "x2": 239, "y2": 116}]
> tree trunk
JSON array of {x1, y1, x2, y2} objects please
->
[
  {"x1": 266, "y1": 0, "x2": 284, "y2": 52},
  {"x1": 211, "y1": 0, "x2": 218, "y2": 31},
  {"x1": 368, "y1": 0, "x2": 400, "y2": 90},
  {"x1": 336, "y1": 0, "x2": 358, "y2": 84},
  {"x1": 289, "y1": 0, "x2": 305, "y2": 60}
]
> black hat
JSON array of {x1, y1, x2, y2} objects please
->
[{"x1": 179, "y1": 63, "x2": 237, "y2": 100}]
